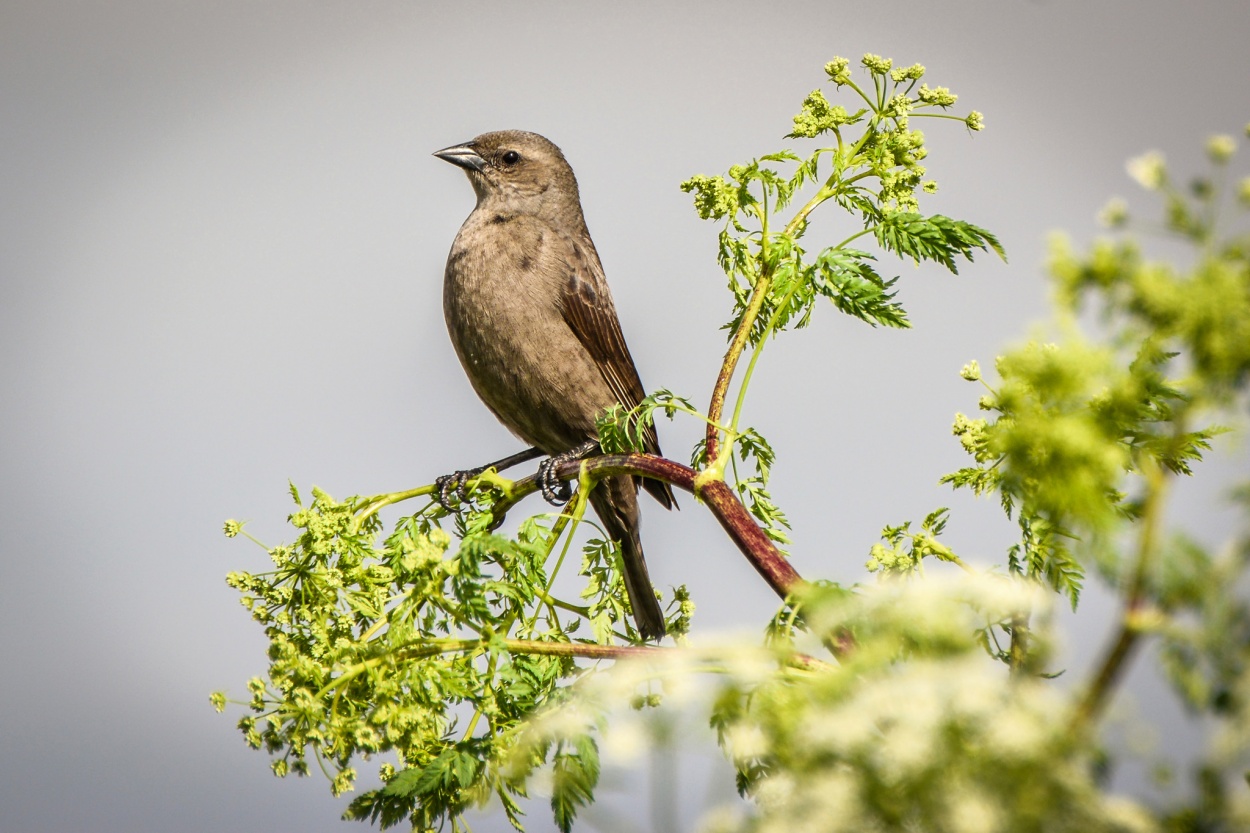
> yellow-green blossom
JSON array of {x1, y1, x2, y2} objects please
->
[
  {"x1": 918, "y1": 84, "x2": 958, "y2": 107},
  {"x1": 824, "y1": 56, "x2": 852, "y2": 86},
  {"x1": 1126, "y1": 151, "x2": 1166, "y2": 190},
  {"x1": 680, "y1": 174, "x2": 737, "y2": 219},
  {"x1": 1206, "y1": 134, "x2": 1236, "y2": 164},
  {"x1": 1097, "y1": 197, "x2": 1129, "y2": 228},
  {"x1": 861, "y1": 53, "x2": 893, "y2": 75},
  {"x1": 890, "y1": 63, "x2": 926, "y2": 82}
]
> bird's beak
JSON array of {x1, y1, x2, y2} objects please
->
[{"x1": 433, "y1": 143, "x2": 487, "y2": 172}]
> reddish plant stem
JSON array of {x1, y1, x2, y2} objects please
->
[
  {"x1": 505, "y1": 452, "x2": 803, "y2": 602},
  {"x1": 1075, "y1": 615, "x2": 1144, "y2": 722},
  {"x1": 696, "y1": 478, "x2": 802, "y2": 599}
]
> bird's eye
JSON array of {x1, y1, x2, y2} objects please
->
[{"x1": 501, "y1": 150, "x2": 521, "y2": 165}]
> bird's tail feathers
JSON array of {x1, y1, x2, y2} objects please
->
[
  {"x1": 640, "y1": 475, "x2": 677, "y2": 511},
  {"x1": 588, "y1": 479, "x2": 666, "y2": 640}
]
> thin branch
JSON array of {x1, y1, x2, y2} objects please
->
[
  {"x1": 704, "y1": 177, "x2": 838, "y2": 465},
  {"x1": 502, "y1": 638, "x2": 664, "y2": 661},
  {"x1": 1073, "y1": 459, "x2": 1169, "y2": 727},
  {"x1": 503, "y1": 453, "x2": 804, "y2": 601},
  {"x1": 378, "y1": 636, "x2": 664, "y2": 663},
  {"x1": 1007, "y1": 611, "x2": 1030, "y2": 676},
  {"x1": 706, "y1": 272, "x2": 773, "y2": 464}
]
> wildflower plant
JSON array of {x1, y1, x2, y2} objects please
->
[{"x1": 217, "y1": 57, "x2": 1250, "y2": 832}]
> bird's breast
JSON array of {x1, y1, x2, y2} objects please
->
[{"x1": 441, "y1": 212, "x2": 608, "y2": 451}]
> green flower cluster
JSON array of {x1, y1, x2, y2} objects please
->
[
  {"x1": 788, "y1": 89, "x2": 859, "y2": 140},
  {"x1": 681, "y1": 173, "x2": 739, "y2": 221},
  {"x1": 680, "y1": 51, "x2": 1001, "y2": 376},
  {"x1": 216, "y1": 483, "x2": 673, "y2": 831},
  {"x1": 783, "y1": 53, "x2": 983, "y2": 211},
  {"x1": 685, "y1": 53, "x2": 987, "y2": 230},
  {"x1": 865, "y1": 509, "x2": 963, "y2": 577},
  {"x1": 946, "y1": 128, "x2": 1249, "y2": 617}
]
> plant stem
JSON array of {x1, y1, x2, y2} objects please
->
[
  {"x1": 1007, "y1": 611, "x2": 1030, "y2": 675},
  {"x1": 1073, "y1": 458, "x2": 1168, "y2": 727},
  {"x1": 369, "y1": 636, "x2": 663, "y2": 664},
  {"x1": 704, "y1": 184, "x2": 836, "y2": 466},
  {"x1": 704, "y1": 277, "x2": 773, "y2": 464},
  {"x1": 832, "y1": 227, "x2": 873, "y2": 251},
  {"x1": 727, "y1": 280, "x2": 804, "y2": 436},
  {"x1": 352, "y1": 485, "x2": 436, "y2": 531},
  {"x1": 511, "y1": 453, "x2": 803, "y2": 600}
]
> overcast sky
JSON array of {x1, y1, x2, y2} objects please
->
[{"x1": 3, "y1": 2, "x2": 1249, "y2": 831}]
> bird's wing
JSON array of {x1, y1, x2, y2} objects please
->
[
  {"x1": 557, "y1": 234, "x2": 676, "y2": 509},
  {"x1": 557, "y1": 236, "x2": 651, "y2": 442}
]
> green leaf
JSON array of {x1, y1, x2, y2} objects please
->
[
  {"x1": 814, "y1": 247, "x2": 910, "y2": 328},
  {"x1": 874, "y1": 213, "x2": 1005, "y2": 273},
  {"x1": 551, "y1": 738, "x2": 599, "y2": 833}
]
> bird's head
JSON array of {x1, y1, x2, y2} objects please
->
[{"x1": 434, "y1": 130, "x2": 584, "y2": 223}]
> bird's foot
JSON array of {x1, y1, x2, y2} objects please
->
[
  {"x1": 537, "y1": 440, "x2": 599, "y2": 506},
  {"x1": 434, "y1": 447, "x2": 546, "y2": 511},
  {"x1": 435, "y1": 466, "x2": 486, "y2": 511}
]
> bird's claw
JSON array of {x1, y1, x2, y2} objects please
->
[
  {"x1": 536, "y1": 440, "x2": 599, "y2": 507},
  {"x1": 538, "y1": 457, "x2": 574, "y2": 506},
  {"x1": 435, "y1": 468, "x2": 483, "y2": 511}
]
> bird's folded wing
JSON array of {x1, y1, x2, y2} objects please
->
[
  {"x1": 553, "y1": 232, "x2": 678, "y2": 513},
  {"x1": 557, "y1": 235, "x2": 661, "y2": 456}
]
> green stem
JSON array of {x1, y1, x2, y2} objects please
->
[
  {"x1": 910, "y1": 112, "x2": 970, "y2": 123},
  {"x1": 1008, "y1": 611, "x2": 1031, "y2": 676},
  {"x1": 727, "y1": 279, "x2": 804, "y2": 437},
  {"x1": 845, "y1": 79, "x2": 877, "y2": 113},
  {"x1": 704, "y1": 276, "x2": 773, "y2": 466},
  {"x1": 1073, "y1": 458, "x2": 1169, "y2": 728},
  {"x1": 726, "y1": 184, "x2": 873, "y2": 441},
  {"x1": 703, "y1": 174, "x2": 845, "y2": 469},
  {"x1": 528, "y1": 469, "x2": 592, "y2": 632},
  {"x1": 832, "y1": 227, "x2": 874, "y2": 251},
  {"x1": 784, "y1": 184, "x2": 837, "y2": 236},
  {"x1": 352, "y1": 485, "x2": 437, "y2": 532},
  {"x1": 462, "y1": 653, "x2": 498, "y2": 740},
  {"x1": 538, "y1": 593, "x2": 590, "y2": 618},
  {"x1": 397, "y1": 635, "x2": 666, "y2": 662}
]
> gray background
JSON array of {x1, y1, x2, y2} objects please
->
[{"x1": 3, "y1": 1, "x2": 1249, "y2": 831}]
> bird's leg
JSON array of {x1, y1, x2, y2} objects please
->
[
  {"x1": 537, "y1": 440, "x2": 600, "y2": 506},
  {"x1": 435, "y1": 446, "x2": 545, "y2": 510}
]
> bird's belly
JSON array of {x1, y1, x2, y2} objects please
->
[{"x1": 444, "y1": 255, "x2": 609, "y2": 453}]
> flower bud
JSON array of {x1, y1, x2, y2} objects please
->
[
  {"x1": 1126, "y1": 151, "x2": 1166, "y2": 190},
  {"x1": 861, "y1": 53, "x2": 893, "y2": 75},
  {"x1": 1097, "y1": 197, "x2": 1129, "y2": 228},
  {"x1": 1205, "y1": 134, "x2": 1236, "y2": 164}
]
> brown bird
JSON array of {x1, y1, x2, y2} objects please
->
[{"x1": 434, "y1": 130, "x2": 675, "y2": 640}]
